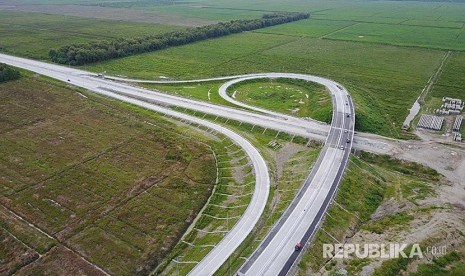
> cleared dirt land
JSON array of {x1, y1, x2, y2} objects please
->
[{"x1": 0, "y1": 73, "x2": 217, "y2": 275}]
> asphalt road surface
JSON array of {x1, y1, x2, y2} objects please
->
[{"x1": 237, "y1": 76, "x2": 354, "y2": 276}]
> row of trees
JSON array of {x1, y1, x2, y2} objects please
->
[
  {"x1": 0, "y1": 63, "x2": 20, "y2": 83},
  {"x1": 49, "y1": 12, "x2": 310, "y2": 65}
]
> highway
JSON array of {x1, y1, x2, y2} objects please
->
[
  {"x1": 237, "y1": 76, "x2": 354, "y2": 276},
  {"x1": 0, "y1": 53, "x2": 354, "y2": 276}
]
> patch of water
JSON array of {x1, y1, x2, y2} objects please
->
[{"x1": 403, "y1": 97, "x2": 421, "y2": 128}]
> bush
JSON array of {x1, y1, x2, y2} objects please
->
[{"x1": 0, "y1": 63, "x2": 20, "y2": 82}]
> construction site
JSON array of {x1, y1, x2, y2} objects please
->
[{"x1": 418, "y1": 97, "x2": 463, "y2": 142}]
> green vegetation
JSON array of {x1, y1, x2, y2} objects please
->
[
  {"x1": 148, "y1": 102, "x2": 321, "y2": 275},
  {"x1": 362, "y1": 211, "x2": 414, "y2": 234},
  {"x1": 298, "y1": 153, "x2": 443, "y2": 275},
  {"x1": 2, "y1": 2, "x2": 465, "y2": 275},
  {"x1": 87, "y1": 0, "x2": 465, "y2": 31},
  {"x1": 215, "y1": 144, "x2": 322, "y2": 276},
  {"x1": 0, "y1": 73, "x2": 218, "y2": 275},
  {"x1": 229, "y1": 78, "x2": 332, "y2": 122},
  {"x1": 411, "y1": 251, "x2": 465, "y2": 276},
  {"x1": 358, "y1": 152, "x2": 440, "y2": 182},
  {"x1": 0, "y1": 63, "x2": 21, "y2": 82},
  {"x1": 373, "y1": 250, "x2": 465, "y2": 276},
  {"x1": 142, "y1": 81, "x2": 235, "y2": 107},
  {"x1": 0, "y1": 11, "x2": 183, "y2": 59},
  {"x1": 86, "y1": 34, "x2": 444, "y2": 138},
  {"x1": 373, "y1": 245, "x2": 416, "y2": 276},
  {"x1": 299, "y1": 156, "x2": 386, "y2": 273},
  {"x1": 326, "y1": 23, "x2": 465, "y2": 51},
  {"x1": 4, "y1": 0, "x2": 465, "y2": 138},
  {"x1": 49, "y1": 12, "x2": 309, "y2": 65},
  {"x1": 0, "y1": 205, "x2": 56, "y2": 254},
  {"x1": 431, "y1": 52, "x2": 465, "y2": 100},
  {"x1": 158, "y1": 140, "x2": 256, "y2": 275},
  {"x1": 425, "y1": 52, "x2": 465, "y2": 128},
  {"x1": 344, "y1": 258, "x2": 372, "y2": 276}
]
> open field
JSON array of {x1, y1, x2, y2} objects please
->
[
  {"x1": 15, "y1": 0, "x2": 465, "y2": 27},
  {"x1": 6, "y1": 0, "x2": 464, "y2": 50},
  {"x1": 0, "y1": 73, "x2": 217, "y2": 275},
  {"x1": 159, "y1": 141, "x2": 255, "y2": 275},
  {"x1": 326, "y1": 23, "x2": 465, "y2": 51},
  {"x1": 429, "y1": 52, "x2": 465, "y2": 101},
  {"x1": 0, "y1": 11, "x2": 183, "y2": 59}
]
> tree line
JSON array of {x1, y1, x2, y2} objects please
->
[
  {"x1": 49, "y1": 12, "x2": 310, "y2": 66},
  {"x1": 0, "y1": 63, "x2": 21, "y2": 83}
]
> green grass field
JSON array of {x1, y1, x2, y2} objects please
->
[
  {"x1": 88, "y1": 32, "x2": 300, "y2": 78},
  {"x1": 0, "y1": 11, "x2": 183, "y2": 59},
  {"x1": 429, "y1": 52, "x2": 465, "y2": 100},
  {"x1": 0, "y1": 73, "x2": 217, "y2": 275},
  {"x1": 326, "y1": 23, "x2": 465, "y2": 51}
]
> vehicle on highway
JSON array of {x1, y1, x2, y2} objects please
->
[
  {"x1": 344, "y1": 130, "x2": 348, "y2": 133},
  {"x1": 295, "y1": 242, "x2": 302, "y2": 251},
  {"x1": 346, "y1": 113, "x2": 351, "y2": 117},
  {"x1": 347, "y1": 139, "x2": 350, "y2": 143},
  {"x1": 340, "y1": 145, "x2": 345, "y2": 150}
]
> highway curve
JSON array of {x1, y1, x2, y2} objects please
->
[
  {"x1": 0, "y1": 53, "x2": 354, "y2": 276},
  {"x1": 105, "y1": 72, "x2": 355, "y2": 275},
  {"x1": 108, "y1": 71, "x2": 355, "y2": 275}
]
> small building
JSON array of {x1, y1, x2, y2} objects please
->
[
  {"x1": 441, "y1": 97, "x2": 464, "y2": 114},
  {"x1": 417, "y1": 114, "x2": 444, "y2": 131},
  {"x1": 453, "y1": 115, "x2": 463, "y2": 132}
]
